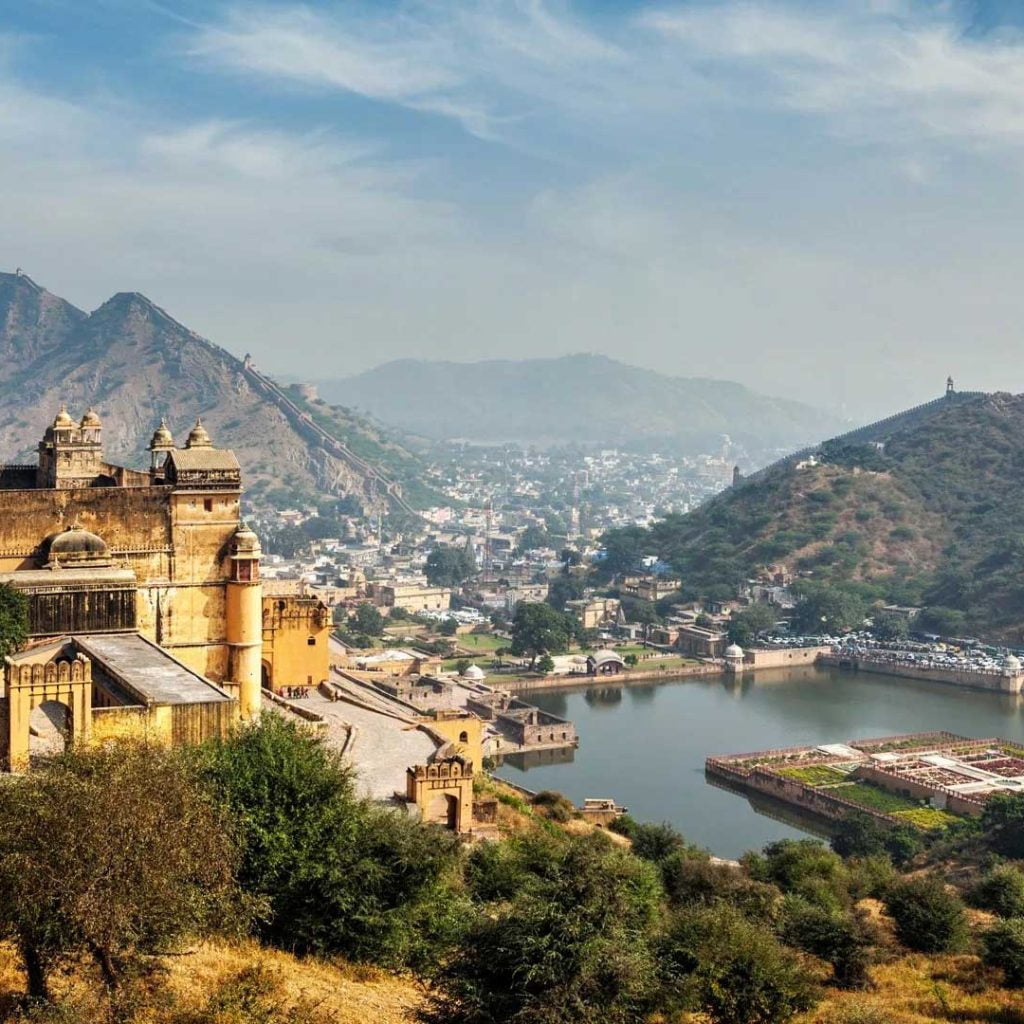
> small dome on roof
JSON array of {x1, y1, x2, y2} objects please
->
[
  {"x1": 149, "y1": 419, "x2": 174, "y2": 449},
  {"x1": 45, "y1": 524, "x2": 109, "y2": 565},
  {"x1": 80, "y1": 408, "x2": 101, "y2": 428},
  {"x1": 185, "y1": 418, "x2": 212, "y2": 448},
  {"x1": 462, "y1": 664, "x2": 485, "y2": 680},
  {"x1": 725, "y1": 643, "x2": 745, "y2": 659},
  {"x1": 1004, "y1": 654, "x2": 1022, "y2": 674},
  {"x1": 231, "y1": 522, "x2": 261, "y2": 556},
  {"x1": 53, "y1": 405, "x2": 75, "y2": 429}
]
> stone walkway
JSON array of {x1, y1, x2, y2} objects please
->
[{"x1": 286, "y1": 688, "x2": 436, "y2": 801}]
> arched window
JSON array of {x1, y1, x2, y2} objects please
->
[{"x1": 459, "y1": 730, "x2": 469, "y2": 744}]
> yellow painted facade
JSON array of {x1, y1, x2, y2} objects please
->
[
  {"x1": 0, "y1": 410, "x2": 320, "y2": 769},
  {"x1": 261, "y1": 591, "x2": 331, "y2": 694}
]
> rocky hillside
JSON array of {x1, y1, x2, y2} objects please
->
[
  {"x1": 0, "y1": 272, "x2": 431, "y2": 511},
  {"x1": 607, "y1": 391, "x2": 1024, "y2": 638},
  {"x1": 318, "y1": 354, "x2": 847, "y2": 460}
]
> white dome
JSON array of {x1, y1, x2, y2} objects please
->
[
  {"x1": 725, "y1": 643, "x2": 745, "y2": 658},
  {"x1": 1004, "y1": 654, "x2": 1022, "y2": 674},
  {"x1": 462, "y1": 664, "x2": 485, "y2": 680}
]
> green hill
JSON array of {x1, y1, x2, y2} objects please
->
[{"x1": 604, "y1": 391, "x2": 1024, "y2": 639}]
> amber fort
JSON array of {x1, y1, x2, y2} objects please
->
[{"x1": 0, "y1": 407, "x2": 330, "y2": 770}]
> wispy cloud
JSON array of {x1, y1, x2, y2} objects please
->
[{"x1": 642, "y1": 2, "x2": 1024, "y2": 148}]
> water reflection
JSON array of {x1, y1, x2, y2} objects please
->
[{"x1": 496, "y1": 665, "x2": 1024, "y2": 858}]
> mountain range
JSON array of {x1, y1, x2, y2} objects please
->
[
  {"x1": 0, "y1": 272, "x2": 429, "y2": 511},
  {"x1": 315, "y1": 355, "x2": 848, "y2": 458}
]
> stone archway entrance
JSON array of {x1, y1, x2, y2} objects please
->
[{"x1": 3, "y1": 642, "x2": 93, "y2": 771}]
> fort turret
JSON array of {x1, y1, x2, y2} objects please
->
[{"x1": 225, "y1": 522, "x2": 263, "y2": 721}]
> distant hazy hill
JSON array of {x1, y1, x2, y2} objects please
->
[
  {"x1": 609, "y1": 391, "x2": 1024, "y2": 638},
  {"x1": 317, "y1": 355, "x2": 846, "y2": 457},
  {"x1": 0, "y1": 272, "x2": 429, "y2": 510}
]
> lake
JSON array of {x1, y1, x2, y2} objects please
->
[{"x1": 495, "y1": 665, "x2": 1024, "y2": 859}]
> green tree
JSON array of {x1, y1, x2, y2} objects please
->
[
  {"x1": 352, "y1": 602, "x2": 384, "y2": 636},
  {"x1": 790, "y1": 584, "x2": 867, "y2": 634},
  {"x1": 982, "y1": 918, "x2": 1024, "y2": 987},
  {"x1": 728, "y1": 603, "x2": 777, "y2": 646},
  {"x1": 439, "y1": 617, "x2": 459, "y2": 637},
  {"x1": 547, "y1": 574, "x2": 585, "y2": 611},
  {"x1": 0, "y1": 583, "x2": 28, "y2": 660},
  {"x1": 779, "y1": 898, "x2": 872, "y2": 989},
  {"x1": 199, "y1": 716, "x2": 462, "y2": 967},
  {"x1": 830, "y1": 813, "x2": 922, "y2": 866},
  {"x1": 982, "y1": 792, "x2": 1024, "y2": 859},
  {"x1": 510, "y1": 602, "x2": 574, "y2": 668},
  {"x1": 516, "y1": 525, "x2": 550, "y2": 553},
  {"x1": 536, "y1": 653, "x2": 555, "y2": 674},
  {"x1": 0, "y1": 743, "x2": 243, "y2": 999},
  {"x1": 425, "y1": 546, "x2": 477, "y2": 587},
  {"x1": 971, "y1": 865, "x2": 1024, "y2": 919},
  {"x1": 422, "y1": 832, "x2": 662, "y2": 1024},
  {"x1": 660, "y1": 905, "x2": 818, "y2": 1024},
  {"x1": 883, "y1": 877, "x2": 967, "y2": 953},
  {"x1": 870, "y1": 609, "x2": 910, "y2": 642}
]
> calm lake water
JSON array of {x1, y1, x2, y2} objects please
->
[{"x1": 494, "y1": 665, "x2": 1024, "y2": 859}]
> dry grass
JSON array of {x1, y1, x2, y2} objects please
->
[
  {"x1": 794, "y1": 954, "x2": 1024, "y2": 1024},
  {"x1": 0, "y1": 938, "x2": 424, "y2": 1024}
]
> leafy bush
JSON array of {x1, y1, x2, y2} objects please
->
[
  {"x1": 423, "y1": 833, "x2": 663, "y2": 1024},
  {"x1": 660, "y1": 905, "x2": 819, "y2": 1024},
  {"x1": 780, "y1": 897, "x2": 872, "y2": 989},
  {"x1": 883, "y1": 876, "x2": 968, "y2": 953},
  {"x1": 981, "y1": 918, "x2": 1024, "y2": 987},
  {"x1": 982, "y1": 792, "x2": 1024, "y2": 859},
  {"x1": 199, "y1": 716, "x2": 463, "y2": 967},
  {"x1": 971, "y1": 865, "x2": 1024, "y2": 919}
]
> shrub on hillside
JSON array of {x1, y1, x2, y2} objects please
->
[
  {"x1": 199, "y1": 716, "x2": 464, "y2": 968},
  {"x1": 780, "y1": 897, "x2": 873, "y2": 989},
  {"x1": 659, "y1": 905, "x2": 819, "y2": 1024},
  {"x1": 981, "y1": 792, "x2": 1024, "y2": 859},
  {"x1": 982, "y1": 918, "x2": 1024, "y2": 988},
  {"x1": 970, "y1": 865, "x2": 1024, "y2": 919},
  {"x1": 422, "y1": 832, "x2": 663, "y2": 1024},
  {"x1": 883, "y1": 876, "x2": 968, "y2": 953}
]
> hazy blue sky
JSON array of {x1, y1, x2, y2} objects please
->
[{"x1": 4, "y1": 1, "x2": 1024, "y2": 418}]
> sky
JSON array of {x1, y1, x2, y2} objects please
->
[{"x1": 4, "y1": 0, "x2": 1024, "y2": 419}]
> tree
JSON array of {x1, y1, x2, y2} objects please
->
[
  {"x1": 830, "y1": 812, "x2": 922, "y2": 866},
  {"x1": 439, "y1": 617, "x2": 459, "y2": 637},
  {"x1": 982, "y1": 792, "x2": 1024, "y2": 859},
  {"x1": 200, "y1": 716, "x2": 462, "y2": 967},
  {"x1": 982, "y1": 918, "x2": 1024, "y2": 987},
  {"x1": 917, "y1": 605, "x2": 968, "y2": 636},
  {"x1": 870, "y1": 609, "x2": 910, "y2": 642},
  {"x1": 352, "y1": 602, "x2": 384, "y2": 636},
  {"x1": 0, "y1": 743, "x2": 243, "y2": 999},
  {"x1": 425, "y1": 546, "x2": 477, "y2": 587},
  {"x1": 883, "y1": 877, "x2": 967, "y2": 953},
  {"x1": 547, "y1": 575, "x2": 585, "y2": 611},
  {"x1": 0, "y1": 583, "x2": 28, "y2": 661},
  {"x1": 728, "y1": 603, "x2": 776, "y2": 646},
  {"x1": 790, "y1": 584, "x2": 867, "y2": 634},
  {"x1": 971, "y1": 865, "x2": 1024, "y2": 919},
  {"x1": 510, "y1": 602, "x2": 574, "y2": 667},
  {"x1": 779, "y1": 898, "x2": 872, "y2": 989},
  {"x1": 536, "y1": 653, "x2": 555, "y2": 674},
  {"x1": 516, "y1": 525, "x2": 550, "y2": 553},
  {"x1": 422, "y1": 832, "x2": 662, "y2": 1024},
  {"x1": 624, "y1": 653, "x2": 639, "y2": 667},
  {"x1": 455, "y1": 659, "x2": 470, "y2": 676},
  {"x1": 660, "y1": 905, "x2": 818, "y2": 1024}
]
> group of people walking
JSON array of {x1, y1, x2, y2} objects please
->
[{"x1": 283, "y1": 685, "x2": 311, "y2": 699}]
